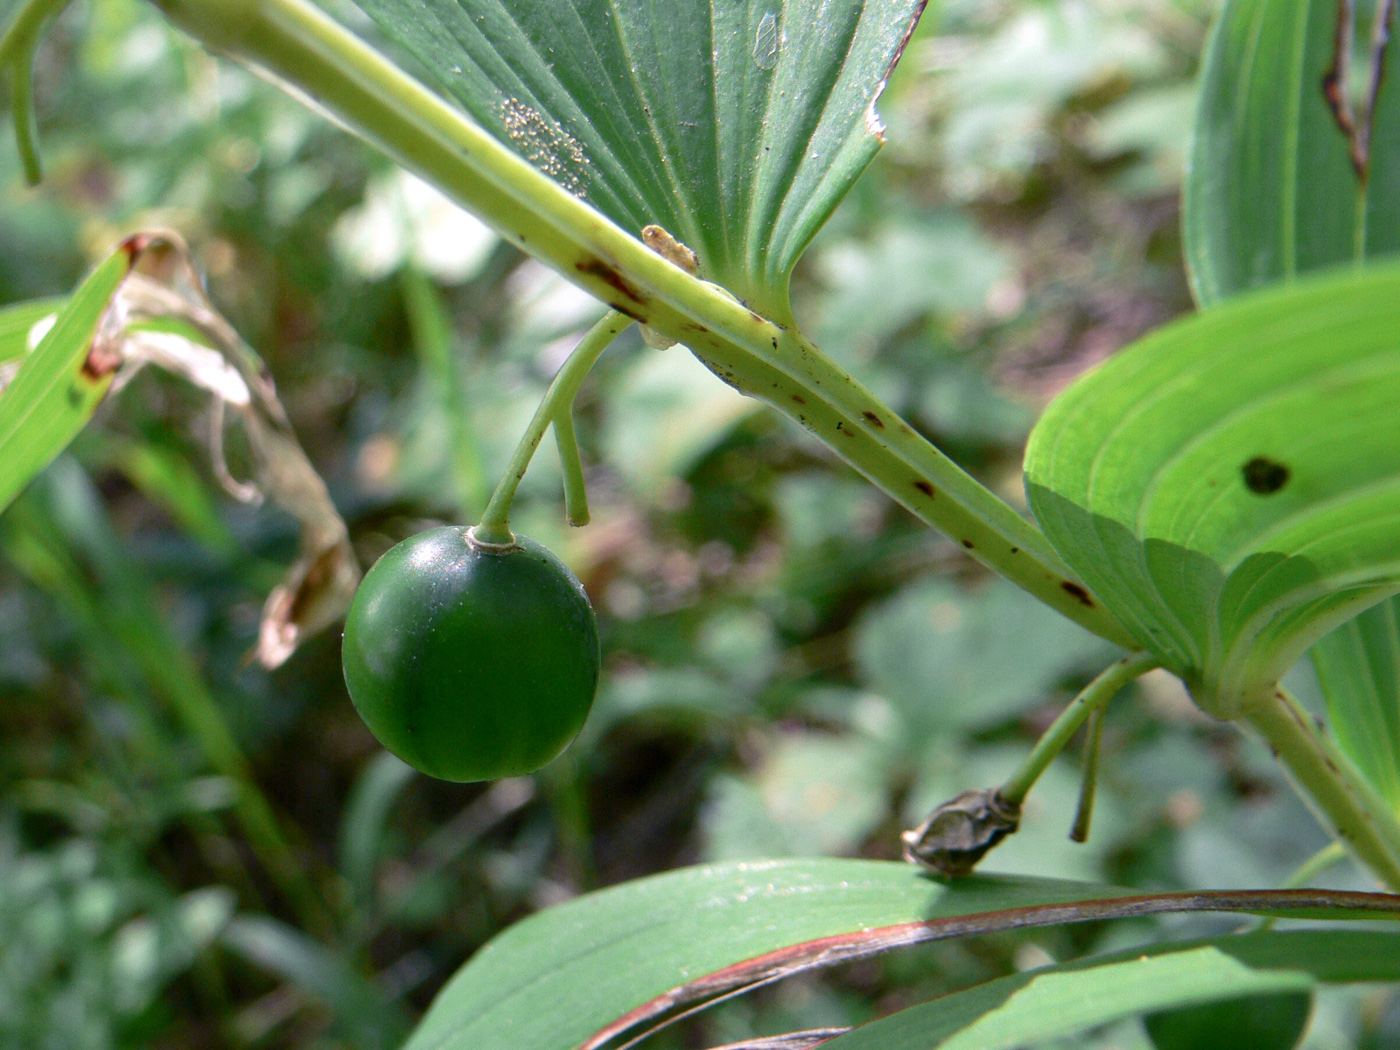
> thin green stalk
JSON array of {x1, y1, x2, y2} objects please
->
[
  {"x1": 10, "y1": 50, "x2": 40, "y2": 184},
  {"x1": 474, "y1": 310, "x2": 629, "y2": 544},
  {"x1": 1255, "y1": 841, "x2": 1351, "y2": 931},
  {"x1": 1245, "y1": 688, "x2": 1400, "y2": 892},
  {"x1": 1069, "y1": 705, "x2": 1106, "y2": 844},
  {"x1": 1284, "y1": 840, "x2": 1350, "y2": 888},
  {"x1": 0, "y1": 0, "x2": 71, "y2": 186},
  {"x1": 0, "y1": 0, "x2": 68, "y2": 63},
  {"x1": 554, "y1": 409, "x2": 590, "y2": 526},
  {"x1": 146, "y1": 0, "x2": 1137, "y2": 649},
  {"x1": 1001, "y1": 652, "x2": 1160, "y2": 807}
]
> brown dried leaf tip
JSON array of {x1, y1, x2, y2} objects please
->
[{"x1": 901, "y1": 788, "x2": 1021, "y2": 878}]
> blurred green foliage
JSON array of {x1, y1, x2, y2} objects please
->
[{"x1": 0, "y1": 0, "x2": 1395, "y2": 1047}]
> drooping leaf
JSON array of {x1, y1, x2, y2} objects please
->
[
  {"x1": 398, "y1": 857, "x2": 1400, "y2": 1050},
  {"x1": 819, "y1": 929, "x2": 1400, "y2": 1050},
  {"x1": 1185, "y1": 0, "x2": 1400, "y2": 809},
  {"x1": 1024, "y1": 261, "x2": 1400, "y2": 717},
  {"x1": 351, "y1": 0, "x2": 927, "y2": 318}
]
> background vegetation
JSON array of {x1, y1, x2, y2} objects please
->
[{"x1": 3, "y1": 0, "x2": 1394, "y2": 1047}]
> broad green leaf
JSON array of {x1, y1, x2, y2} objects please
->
[
  {"x1": 820, "y1": 929, "x2": 1400, "y2": 1050},
  {"x1": 351, "y1": 0, "x2": 927, "y2": 318},
  {"x1": 1184, "y1": 0, "x2": 1398, "y2": 305},
  {"x1": 0, "y1": 297, "x2": 63, "y2": 364},
  {"x1": 403, "y1": 860, "x2": 1125, "y2": 1050},
  {"x1": 399, "y1": 857, "x2": 1400, "y2": 1050},
  {"x1": 0, "y1": 251, "x2": 129, "y2": 513},
  {"x1": 1024, "y1": 262, "x2": 1400, "y2": 717},
  {"x1": 1185, "y1": 0, "x2": 1400, "y2": 811}
]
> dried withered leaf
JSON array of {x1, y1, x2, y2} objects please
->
[
  {"x1": 901, "y1": 787, "x2": 1022, "y2": 878},
  {"x1": 106, "y1": 230, "x2": 359, "y2": 667}
]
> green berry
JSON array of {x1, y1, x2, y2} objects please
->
[{"x1": 342, "y1": 526, "x2": 600, "y2": 782}]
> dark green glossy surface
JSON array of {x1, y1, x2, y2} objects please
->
[{"x1": 342, "y1": 527, "x2": 600, "y2": 782}]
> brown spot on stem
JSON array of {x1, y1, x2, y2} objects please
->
[
  {"x1": 961, "y1": 540, "x2": 975, "y2": 549},
  {"x1": 862, "y1": 411, "x2": 885, "y2": 428},
  {"x1": 1061, "y1": 581, "x2": 1095, "y2": 607},
  {"x1": 913, "y1": 480, "x2": 935, "y2": 497},
  {"x1": 791, "y1": 394, "x2": 806, "y2": 405},
  {"x1": 576, "y1": 257, "x2": 644, "y2": 306}
]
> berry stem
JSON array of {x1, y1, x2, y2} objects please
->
[
  {"x1": 999, "y1": 651, "x2": 1159, "y2": 807},
  {"x1": 1069, "y1": 704, "x2": 1106, "y2": 843},
  {"x1": 554, "y1": 408, "x2": 590, "y2": 526},
  {"x1": 473, "y1": 310, "x2": 630, "y2": 545}
]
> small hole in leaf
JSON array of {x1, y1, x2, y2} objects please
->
[{"x1": 1242, "y1": 457, "x2": 1289, "y2": 495}]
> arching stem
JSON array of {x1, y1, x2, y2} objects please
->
[
  {"x1": 0, "y1": 0, "x2": 71, "y2": 186},
  {"x1": 473, "y1": 310, "x2": 630, "y2": 545},
  {"x1": 1000, "y1": 652, "x2": 1160, "y2": 808}
]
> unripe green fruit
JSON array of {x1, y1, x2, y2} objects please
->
[{"x1": 342, "y1": 526, "x2": 600, "y2": 782}]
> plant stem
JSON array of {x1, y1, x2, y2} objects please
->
[
  {"x1": 473, "y1": 310, "x2": 629, "y2": 545},
  {"x1": 9, "y1": 49, "x2": 39, "y2": 184},
  {"x1": 1283, "y1": 840, "x2": 1350, "y2": 888},
  {"x1": 145, "y1": 0, "x2": 1137, "y2": 649},
  {"x1": 1246, "y1": 688, "x2": 1400, "y2": 892},
  {"x1": 554, "y1": 409, "x2": 590, "y2": 526},
  {"x1": 0, "y1": 0, "x2": 71, "y2": 186},
  {"x1": 1070, "y1": 705, "x2": 1106, "y2": 843},
  {"x1": 1000, "y1": 652, "x2": 1160, "y2": 806}
]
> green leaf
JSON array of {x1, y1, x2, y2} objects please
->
[
  {"x1": 402, "y1": 860, "x2": 1120, "y2": 1050},
  {"x1": 398, "y1": 857, "x2": 1400, "y2": 1050},
  {"x1": 1184, "y1": 0, "x2": 1397, "y2": 305},
  {"x1": 0, "y1": 296, "x2": 63, "y2": 364},
  {"x1": 351, "y1": 0, "x2": 926, "y2": 317},
  {"x1": 0, "y1": 250, "x2": 130, "y2": 514},
  {"x1": 1185, "y1": 0, "x2": 1400, "y2": 813},
  {"x1": 1024, "y1": 261, "x2": 1400, "y2": 717},
  {"x1": 820, "y1": 929, "x2": 1399, "y2": 1050}
]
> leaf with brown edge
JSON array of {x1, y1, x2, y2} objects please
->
[{"x1": 393, "y1": 857, "x2": 1400, "y2": 1050}]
